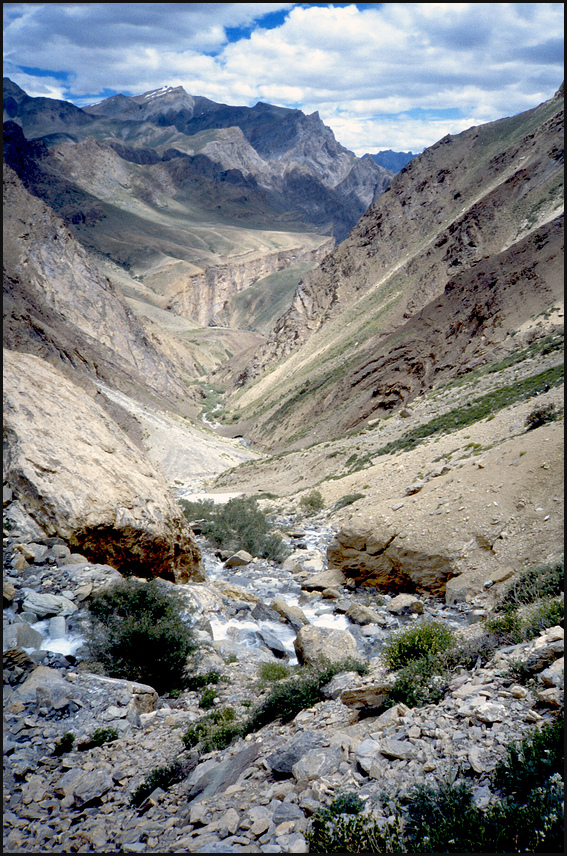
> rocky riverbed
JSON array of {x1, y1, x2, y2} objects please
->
[{"x1": 3, "y1": 503, "x2": 564, "y2": 853}]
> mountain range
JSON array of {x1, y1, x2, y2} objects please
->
[{"x1": 2, "y1": 77, "x2": 564, "y2": 588}]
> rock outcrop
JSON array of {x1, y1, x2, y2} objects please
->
[{"x1": 3, "y1": 349, "x2": 204, "y2": 583}]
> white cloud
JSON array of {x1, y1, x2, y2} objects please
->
[{"x1": 3, "y1": 2, "x2": 563, "y2": 152}]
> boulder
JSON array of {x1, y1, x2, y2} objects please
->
[
  {"x1": 292, "y1": 744, "x2": 343, "y2": 787},
  {"x1": 21, "y1": 590, "x2": 77, "y2": 618},
  {"x1": 301, "y1": 567, "x2": 346, "y2": 591},
  {"x1": 340, "y1": 678, "x2": 394, "y2": 710},
  {"x1": 224, "y1": 551, "x2": 253, "y2": 568},
  {"x1": 3, "y1": 622, "x2": 43, "y2": 650},
  {"x1": 3, "y1": 350, "x2": 204, "y2": 584},
  {"x1": 294, "y1": 625, "x2": 359, "y2": 665},
  {"x1": 327, "y1": 522, "x2": 459, "y2": 595},
  {"x1": 345, "y1": 603, "x2": 384, "y2": 625},
  {"x1": 54, "y1": 768, "x2": 113, "y2": 806},
  {"x1": 387, "y1": 593, "x2": 424, "y2": 614},
  {"x1": 266, "y1": 731, "x2": 327, "y2": 777},
  {"x1": 270, "y1": 598, "x2": 309, "y2": 630}
]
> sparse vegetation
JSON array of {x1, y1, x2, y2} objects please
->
[
  {"x1": 307, "y1": 718, "x2": 564, "y2": 853},
  {"x1": 333, "y1": 492, "x2": 365, "y2": 511},
  {"x1": 300, "y1": 489, "x2": 325, "y2": 514},
  {"x1": 256, "y1": 661, "x2": 292, "y2": 686},
  {"x1": 525, "y1": 402, "x2": 562, "y2": 430},
  {"x1": 370, "y1": 364, "x2": 563, "y2": 460},
  {"x1": 382, "y1": 619, "x2": 455, "y2": 670},
  {"x1": 53, "y1": 732, "x2": 74, "y2": 757},
  {"x1": 86, "y1": 578, "x2": 197, "y2": 695},
  {"x1": 182, "y1": 706, "x2": 240, "y2": 753},
  {"x1": 77, "y1": 727, "x2": 119, "y2": 751},
  {"x1": 130, "y1": 760, "x2": 188, "y2": 807},
  {"x1": 493, "y1": 561, "x2": 564, "y2": 613},
  {"x1": 180, "y1": 496, "x2": 288, "y2": 562}
]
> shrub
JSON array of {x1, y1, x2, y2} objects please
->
[
  {"x1": 494, "y1": 562, "x2": 564, "y2": 613},
  {"x1": 299, "y1": 490, "x2": 325, "y2": 514},
  {"x1": 492, "y1": 716, "x2": 564, "y2": 802},
  {"x1": 199, "y1": 687, "x2": 217, "y2": 709},
  {"x1": 485, "y1": 611, "x2": 525, "y2": 644},
  {"x1": 382, "y1": 619, "x2": 455, "y2": 670},
  {"x1": 402, "y1": 778, "x2": 489, "y2": 853},
  {"x1": 333, "y1": 493, "x2": 365, "y2": 511},
  {"x1": 306, "y1": 793, "x2": 403, "y2": 853},
  {"x1": 525, "y1": 402, "x2": 561, "y2": 431},
  {"x1": 182, "y1": 707, "x2": 241, "y2": 753},
  {"x1": 53, "y1": 732, "x2": 74, "y2": 756},
  {"x1": 244, "y1": 659, "x2": 368, "y2": 734},
  {"x1": 130, "y1": 760, "x2": 187, "y2": 806},
  {"x1": 86, "y1": 578, "x2": 196, "y2": 695},
  {"x1": 184, "y1": 670, "x2": 223, "y2": 691},
  {"x1": 77, "y1": 727, "x2": 119, "y2": 751},
  {"x1": 256, "y1": 661, "x2": 292, "y2": 685},
  {"x1": 383, "y1": 654, "x2": 449, "y2": 709},
  {"x1": 180, "y1": 496, "x2": 288, "y2": 562}
]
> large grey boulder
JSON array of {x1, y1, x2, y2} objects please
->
[{"x1": 294, "y1": 624, "x2": 359, "y2": 665}]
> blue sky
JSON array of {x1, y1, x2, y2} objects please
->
[{"x1": 3, "y1": 3, "x2": 564, "y2": 154}]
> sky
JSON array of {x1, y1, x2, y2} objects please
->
[{"x1": 3, "y1": 3, "x2": 564, "y2": 155}]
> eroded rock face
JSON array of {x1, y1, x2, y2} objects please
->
[
  {"x1": 3, "y1": 349, "x2": 204, "y2": 584},
  {"x1": 327, "y1": 522, "x2": 459, "y2": 595}
]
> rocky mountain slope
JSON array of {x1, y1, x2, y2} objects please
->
[
  {"x1": 222, "y1": 85, "x2": 563, "y2": 452},
  {"x1": 3, "y1": 78, "x2": 391, "y2": 340}
]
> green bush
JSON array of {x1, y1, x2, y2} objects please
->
[
  {"x1": 180, "y1": 496, "x2": 288, "y2": 562},
  {"x1": 184, "y1": 669, "x2": 223, "y2": 691},
  {"x1": 182, "y1": 707, "x2": 241, "y2": 753},
  {"x1": 86, "y1": 578, "x2": 196, "y2": 695},
  {"x1": 307, "y1": 793, "x2": 402, "y2": 853},
  {"x1": 383, "y1": 654, "x2": 449, "y2": 709},
  {"x1": 494, "y1": 562, "x2": 564, "y2": 613},
  {"x1": 53, "y1": 732, "x2": 74, "y2": 756},
  {"x1": 199, "y1": 687, "x2": 217, "y2": 709},
  {"x1": 333, "y1": 493, "x2": 365, "y2": 511},
  {"x1": 130, "y1": 760, "x2": 187, "y2": 807},
  {"x1": 485, "y1": 611, "x2": 525, "y2": 644},
  {"x1": 487, "y1": 595, "x2": 563, "y2": 644},
  {"x1": 492, "y1": 716, "x2": 564, "y2": 802},
  {"x1": 382, "y1": 619, "x2": 455, "y2": 670},
  {"x1": 299, "y1": 490, "x2": 325, "y2": 514},
  {"x1": 256, "y1": 661, "x2": 292, "y2": 686}
]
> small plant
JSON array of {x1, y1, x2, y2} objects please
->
[
  {"x1": 383, "y1": 654, "x2": 449, "y2": 710},
  {"x1": 184, "y1": 670, "x2": 223, "y2": 691},
  {"x1": 86, "y1": 578, "x2": 196, "y2": 695},
  {"x1": 256, "y1": 661, "x2": 291, "y2": 685},
  {"x1": 53, "y1": 732, "x2": 74, "y2": 756},
  {"x1": 494, "y1": 562, "x2": 564, "y2": 613},
  {"x1": 90, "y1": 727, "x2": 119, "y2": 746},
  {"x1": 130, "y1": 760, "x2": 187, "y2": 807},
  {"x1": 525, "y1": 402, "x2": 561, "y2": 431},
  {"x1": 300, "y1": 490, "x2": 325, "y2": 514},
  {"x1": 244, "y1": 659, "x2": 368, "y2": 734},
  {"x1": 307, "y1": 792, "x2": 403, "y2": 853},
  {"x1": 199, "y1": 687, "x2": 218, "y2": 709},
  {"x1": 492, "y1": 716, "x2": 564, "y2": 802},
  {"x1": 485, "y1": 611, "x2": 525, "y2": 644},
  {"x1": 382, "y1": 619, "x2": 455, "y2": 670},
  {"x1": 182, "y1": 706, "x2": 241, "y2": 753},
  {"x1": 333, "y1": 493, "x2": 365, "y2": 511}
]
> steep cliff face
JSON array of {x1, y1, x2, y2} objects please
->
[
  {"x1": 224, "y1": 87, "x2": 563, "y2": 449},
  {"x1": 3, "y1": 163, "x2": 186, "y2": 404},
  {"x1": 165, "y1": 239, "x2": 334, "y2": 326}
]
